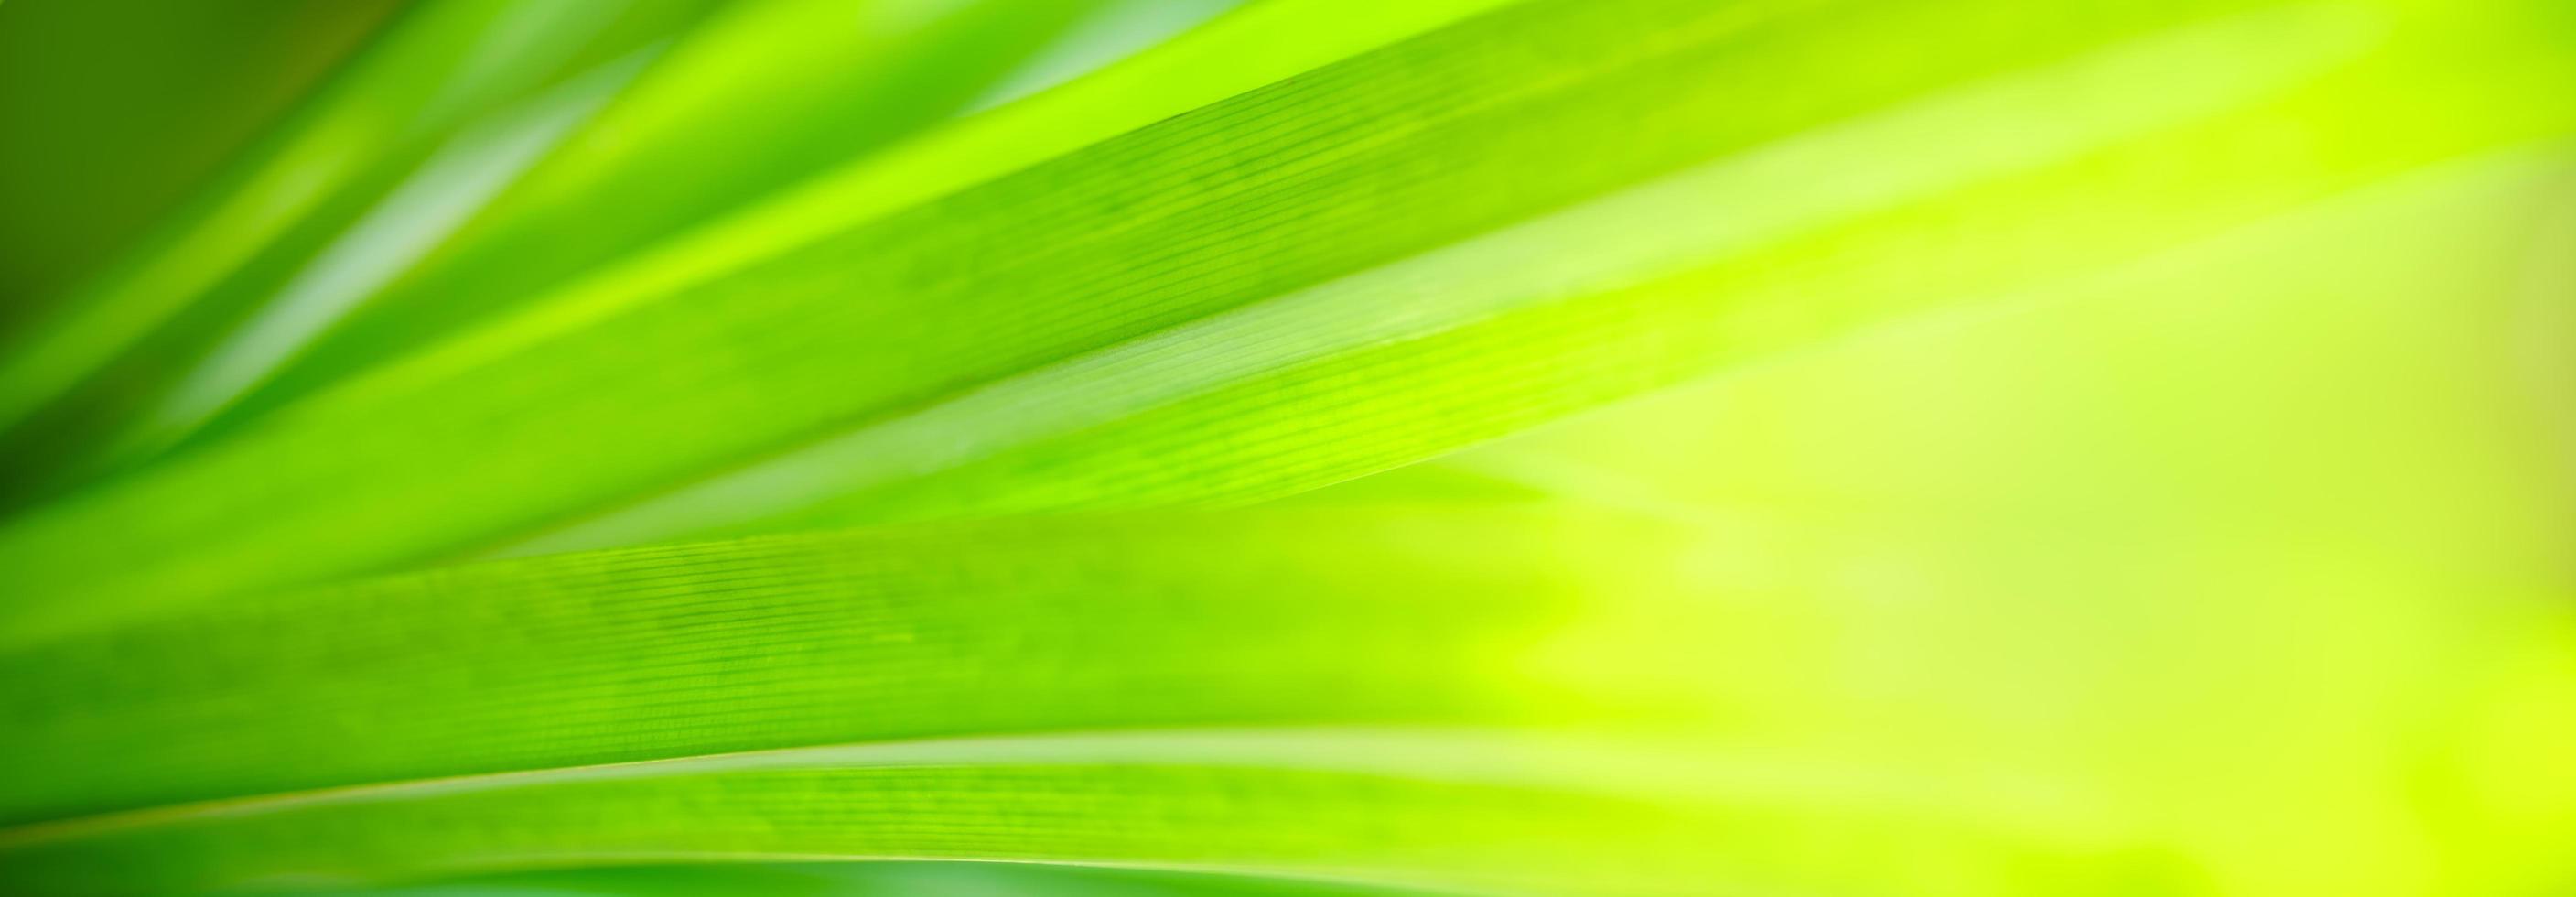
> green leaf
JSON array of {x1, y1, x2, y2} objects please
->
[
  {"x1": 0, "y1": 728, "x2": 2183, "y2": 897},
  {"x1": 0, "y1": 0, "x2": 402, "y2": 333},
  {"x1": 2, "y1": 0, "x2": 2571, "y2": 894},
  {"x1": 257, "y1": 861, "x2": 1460, "y2": 897},
  {"x1": 9, "y1": 99, "x2": 2570, "y2": 897},
  {"x1": 9, "y1": 0, "x2": 2566, "y2": 645},
  {"x1": 114, "y1": 0, "x2": 1140, "y2": 463},
  {"x1": 1, "y1": 506, "x2": 1687, "y2": 823},
  {"x1": 0, "y1": 0, "x2": 727, "y2": 502}
]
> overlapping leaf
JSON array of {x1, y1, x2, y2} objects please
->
[
  {"x1": 6, "y1": 0, "x2": 2569, "y2": 643},
  {"x1": 0, "y1": 0, "x2": 2571, "y2": 895}
]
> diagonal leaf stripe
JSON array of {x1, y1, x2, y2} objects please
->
[
  {"x1": 5, "y1": 95, "x2": 2572, "y2": 894},
  {"x1": 0, "y1": 728, "x2": 2158, "y2": 897},
  {"x1": 4, "y1": 1, "x2": 2571, "y2": 895},
  {"x1": 490, "y1": 1, "x2": 2382, "y2": 556},
  {"x1": 241, "y1": 859, "x2": 1467, "y2": 897},
  {"x1": 0, "y1": 0, "x2": 723, "y2": 475},
  {"x1": 11, "y1": 0, "x2": 2564, "y2": 647},
  {"x1": 0, "y1": 507, "x2": 1694, "y2": 824},
  {"x1": 199, "y1": 0, "x2": 1525, "y2": 441},
  {"x1": 109, "y1": 0, "x2": 1129, "y2": 465}
]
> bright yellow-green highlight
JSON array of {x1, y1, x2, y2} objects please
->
[{"x1": 0, "y1": 0, "x2": 2567, "y2": 895}]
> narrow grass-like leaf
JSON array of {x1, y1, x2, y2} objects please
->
[
  {"x1": 2, "y1": 2, "x2": 2571, "y2": 895},
  {"x1": 116, "y1": 0, "x2": 1129, "y2": 461},
  {"x1": 0, "y1": 507, "x2": 1696, "y2": 823},
  {"x1": 180, "y1": 0, "x2": 1525, "y2": 449},
  {"x1": 10, "y1": 110, "x2": 2569, "y2": 897},
  {"x1": 0, "y1": 728, "x2": 2177, "y2": 897},
  {"x1": 271, "y1": 860, "x2": 1457, "y2": 897},
  {"x1": 0, "y1": 0, "x2": 723, "y2": 501},
  {"x1": 8, "y1": 0, "x2": 2565, "y2": 645}
]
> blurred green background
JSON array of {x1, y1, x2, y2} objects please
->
[{"x1": 0, "y1": 0, "x2": 2569, "y2": 894}]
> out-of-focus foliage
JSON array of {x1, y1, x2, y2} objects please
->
[{"x1": 0, "y1": 0, "x2": 2568, "y2": 895}]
